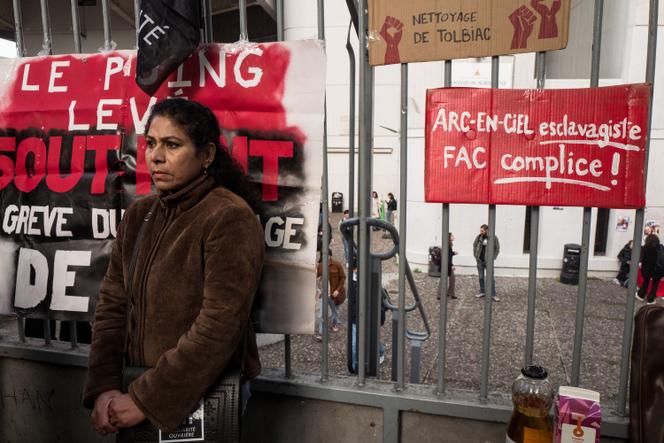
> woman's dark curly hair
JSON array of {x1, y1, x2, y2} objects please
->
[{"x1": 144, "y1": 98, "x2": 262, "y2": 214}]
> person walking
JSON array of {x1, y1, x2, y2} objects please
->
[
  {"x1": 315, "y1": 250, "x2": 346, "y2": 340},
  {"x1": 614, "y1": 240, "x2": 633, "y2": 287},
  {"x1": 636, "y1": 234, "x2": 663, "y2": 305},
  {"x1": 437, "y1": 233, "x2": 458, "y2": 300},
  {"x1": 474, "y1": 224, "x2": 500, "y2": 302}
]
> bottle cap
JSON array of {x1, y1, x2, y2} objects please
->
[{"x1": 521, "y1": 365, "x2": 548, "y2": 379}]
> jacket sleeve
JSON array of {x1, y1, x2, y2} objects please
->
[
  {"x1": 82, "y1": 204, "x2": 133, "y2": 409},
  {"x1": 494, "y1": 236, "x2": 500, "y2": 259},
  {"x1": 332, "y1": 262, "x2": 346, "y2": 294},
  {"x1": 128, "y1": 205, "x2": 264, "y2": 432},
  {"x1": 473, "y1": 235, "x2": 480, "y2": 259}
]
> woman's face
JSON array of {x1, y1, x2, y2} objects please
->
[{"x1": 146, "y1": 115, "x2": 212, "y2": 192}]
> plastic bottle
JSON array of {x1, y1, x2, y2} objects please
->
[{"x1": 506, "y1": 365, "x2": 554, "y2": 443}]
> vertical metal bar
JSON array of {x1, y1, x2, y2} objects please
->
[
  {"x1": 391, "y1": 312, "x2": 399, "y2": 382},
  {"x1": 274, "y1": 0, "x2": 291, "y2": 379},
  {"x1": 617, "y1": 0, "x2": 658, "y2": 415},
  {"x1": 17, "y1": 315, "x2": 25, "y2": 343},
  {"x1": 69, "y1": 0, "x2": 82, "y2": 53},
  {"x1": 12, "y1": 0, "x2": 25, "y2": 57},
  {"x1": 101, "y1": 0, "x2": 113, "y2": 51},
  {"x1": 133, "y1": 0, "x2": 140, "y2": 48},
  {"x1": 525, "y1": 52, "x2": 545, "y2": 367},
  {"x1": 409, "y1": 341, "x2": 421, "y2": 384},
  {"x1": 284, "y1": 334, "x2": 292, "y2": 378},
  {"x1": 437, "y1": 60, "x2": 452, "y2": 395},
  {"x1": 480, "y1": 57, "x2": 499, "y2": 401},
  {"x1": 317, "y1": 0, "x2": 330, "y2": 383},
  {"x1": 571, "y1": 0, "x2": 603, "y2": 387},
  {"x1": 357, "y1": 0, "x2": 374, "y2": 385},
  {"x1": 347, "y1": 24, "x2": 356, "y2": 219},
  {"x1": 39, "y1": 0, "x2": 53, "y2": 55},
  {"x1": 276, "y1": 0, "x2": 284, "y2": 42},
  {"x1": 43, "y1": 319, "x2": 51, "y2": 346},
  {"x1": 524, "y1": 206, "x2": 540, "y2": 367},
  {"x1": 69, "y1": 321, "x2": 78, "y2": 349},
  {"x1": 202, "y1": 0, "x2": 214, "y2": 44},
  {"x1": 396, "y1": 62, "x2": 408, "y2": 391},
  {"x1": 239, "y1": 0, "x2": 248, "y2": 41}
]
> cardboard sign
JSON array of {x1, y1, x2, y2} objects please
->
[
  {"x1": 368, "y1": 0, "x2": 571, "y2": 66},
  {"x1": 0, "y1": 41, "x2": 326, "y2": 334},
  {"x1": 425, "y1": 84, "x2": 650, "y2": 208}
]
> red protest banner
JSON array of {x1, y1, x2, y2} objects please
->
[
  {"x1": 0, "y1": 42, "x2": 326, "y2": 334},
  {"x1": 425, "y1": 84, "x2": 650, "y2": 208}
]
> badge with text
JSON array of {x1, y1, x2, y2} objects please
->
[
  {"x1": 159, "y1": 401, "x2": 204, "y2": 442},
  {"x1": 425, "y1": 84, "x2": 650, "y2": 208}
]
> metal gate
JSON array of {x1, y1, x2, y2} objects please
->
[{"x1": 0, "y1": 0, "x2": 660, "y2": 442}]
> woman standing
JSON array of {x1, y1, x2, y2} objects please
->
[
  {"x1": 636, "y1": 234, "x2": 662, "y2": 304},
  {"x1": 83, "y1": 99, "x2": 265, "y2": 436},
  {"x1": 386, "y1": 193, "x2": 397, "y2": 225}
]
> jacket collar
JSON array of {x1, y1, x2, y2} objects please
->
[{"x1": 158, "y1": 174, "x2": 216, "y2": 212}]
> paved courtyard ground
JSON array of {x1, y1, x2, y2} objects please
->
[{"x1": 257, "y1": 213, "x2": 648, "y2": 413}]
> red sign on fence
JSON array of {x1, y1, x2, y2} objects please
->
[{"x1": 425, "y1": 84, "x2": 650, "y2": 208}]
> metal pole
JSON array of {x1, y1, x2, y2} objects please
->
[
  {"x1": 69, "y1": 321, "x2": 78, "y2": 349},
  {"x1": 480, "y1": 57, "x2": 499, "y2": 401},
  {"x1": 276, "y1": 0, "x2": 284, "y2": 42},
  {"x1": 525, "y1": 51, "x2": 545, "y2": 367},
  {"x1": 617, "y1": 0, "x2": 658, "y2": 415},
  {"x1": 134, "y1": 0, "x2": 140, "y2": 45},
  {"x1": 317, "y1": 0, "x2": 330, "y2": 383},
  {"x1": 101, "y1": 0, "x2": 113, "y2": 51},
  {"x1": 357, "y1": 0, "x2": 374, "y2": 385},
  {"x1": 17, "y1": 315, "x2": 25, "y2": 343},
  {"x1": 437, "y1": 60, "x2": 452, "y2": 395},
  {"x1": 284, "y1": 334, "x2": 292, "y2": 378},
  {"x1": 396, "y1": 62, "x2": 408, "y2": 391},
  {"x1": 12, "y1": 0, "x2": 25, "y2": 57},
  {"x1": 43, "y1": 319, "x2": 51, "y2": 346},
  {"x1": 239, "y1": 0, "x2": 248, "y2": 41},
  {"x1": 202, "y1": 0, "x2": 213, "y2": 44},
  {"x1": 571, "y1": 0, "x2": 603, "y2": 387},
  {"x1": 69, "y1": 0, "x2": 82, "y2": 53},
  {"x1": 275, "y1": 0, "x2": 291, "y2": 379},
  {"x1": 347, "y1": 23, "x2": 356, "y2": 219},
  {"x1": 39, "y1": 0, "x2": 53, "y2": 55}
]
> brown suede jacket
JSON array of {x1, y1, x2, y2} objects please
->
[{"x1": 82, "y1": 175, "x2": 264, "y2": 431}]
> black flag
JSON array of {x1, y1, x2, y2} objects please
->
[{"x1": 136, "y1": 0, "x2": 201, "y2": 95}]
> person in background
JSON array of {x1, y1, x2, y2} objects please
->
[
  {"x1": 341, "y1": 209, "x2": 351, "y2": 264},
  {"x1": 386, "y1": 193, "x2": 397, "y2": 225},
  {"x1": 474, "y1": 224, "x2": 500, "y2": 302},
  {"x1": 371, "y1": 191, "x2": 381, "y2": 231},
  {"x1": 614, "y1": 240, "x2": 633, "y2": 288},
  {"x1": 437, "y1": 232, "x2": 458, "y2": 300},
  {"x1": 315, "y1": 250, "x2": 346, "y2": 340},
  {"x1": 636, "y1": 234, "x2": 662, "y2": 305}
]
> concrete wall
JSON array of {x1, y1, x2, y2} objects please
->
[{"x1": 0, "y1": 355, "x2": 628, "y2": 443}]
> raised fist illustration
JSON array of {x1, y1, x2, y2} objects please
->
[
  {"x1": 531, "y1": 0, "x2": 562, "y2": 39},
  {"x1": 509, "y1": 5, "x2": 537, "y2": 49},
  {"x1": 380, "y1": 16, "x2": 403, "y2": 65}
]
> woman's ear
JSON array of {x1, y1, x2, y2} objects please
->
[{"x1": 205, "y1": 142, "x2": 216, "y2": 165}]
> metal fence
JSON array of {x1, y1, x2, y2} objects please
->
[{"x1": 1, "y1": 0, "x2": 660, "y2": 441}]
